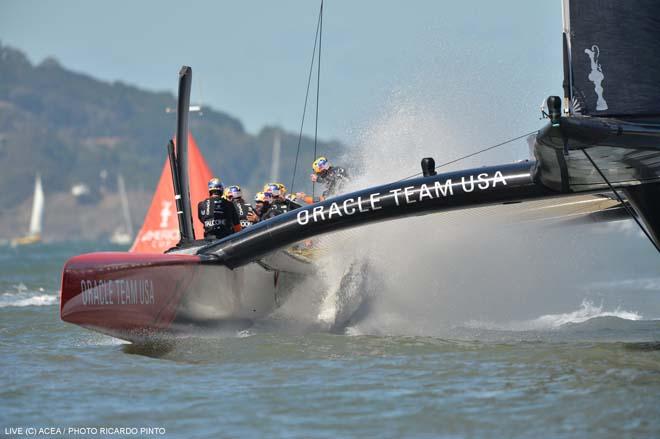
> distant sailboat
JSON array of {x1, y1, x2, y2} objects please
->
[
  {"x1": 110, "y1": 174, "x2": 134, "y2": 245},
  {"x1": 12, "y1": 174, "x2": 44, "y2": 246}
]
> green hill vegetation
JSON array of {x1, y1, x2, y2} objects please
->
[{"x1": 0, "y1": 42, "x2": 345, "y2": 208}]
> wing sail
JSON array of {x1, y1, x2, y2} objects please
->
[{"x1": 564, "y1": 0, "x2": 660, "y2": 117}]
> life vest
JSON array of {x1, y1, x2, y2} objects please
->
[
  {"x1": 232, "y1": 198, "x2": 256, "y2": 228},
  {"x1": 261, "y1": 200, "x2": 289, "y2": 220},
  {"x1": 197, "y1": 197, "x2": 239, "y2": 239}
]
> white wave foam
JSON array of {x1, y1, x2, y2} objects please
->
[
  {"x1": 0, "y1": 294, "x2": 58, "y2": 308},
  {"x1": 0, "y1": 284, "x2": 58, "y2": 308},
  {"x1": 344, "y1": 326, "x2": 364, "y2": 336},
  {"x1": 464, "y1": 300, "x2": 643, "y2": 331},
  {"x1": 236, "y1": 329, "x2": 254, "y2": 338},
  {"x1": 75, "y1": 333, "x2": 129, "y2": 346},
  {"x1": 527, "y1": 300, "x2": 643, "y2": 329}
]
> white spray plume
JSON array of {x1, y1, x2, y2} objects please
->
[{"x1": 273, "y1": 91, "x2": 658, "y2": 337}]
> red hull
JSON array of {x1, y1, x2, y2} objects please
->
[{"x1": 60, "y1": 252, "x2": 201, "y2": 340}]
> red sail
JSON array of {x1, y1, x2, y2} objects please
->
[{"x1": 130, "y1": 133, "x2": 213, "y2": 253}]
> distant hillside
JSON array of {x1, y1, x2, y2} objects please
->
[{"x1": 0, "y1": 42, "x2": 345, "y2": 209}]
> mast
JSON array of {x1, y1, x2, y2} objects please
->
[
  {"x1": 167, "y1": 139, "x2": 186, "y2": 241},
  {"x1": 176, "y1": 66, "x2": 195, "y2": 242}
]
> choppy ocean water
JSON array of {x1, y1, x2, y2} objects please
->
[{"x1": 1, "y1": 242, "x2": 659, "y2": 439}]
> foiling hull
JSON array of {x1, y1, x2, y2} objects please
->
[{"x1": 60, "y1": 251, "x2": 308, "y2": 342}]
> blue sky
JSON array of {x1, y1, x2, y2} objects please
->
[{"x1": 1, "y1": 0, "x2": 561, "y2": 150}]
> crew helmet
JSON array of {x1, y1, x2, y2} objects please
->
[
  {"x1": 312, "y1": 156, "x2": 330, "y2": 174},
  {"x1": 276, "y1": 183, "x2": 287, "y2": 196},
  {"x1": 227, "y1": 185, "x2": 242, "y2": 199},
  {"x1": 208, "y1": 177, "x2": 224, "y2": 194},
  {"x1": 263, "y1": 183, "x2": 281, "y2": 197}
]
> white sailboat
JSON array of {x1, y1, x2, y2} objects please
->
[
  {"x1": 110, "y1": 174, "x2": 134, "y2": 245},
  {"x1": 12, "y1": 174, "x2": 44, "y2": 246}
]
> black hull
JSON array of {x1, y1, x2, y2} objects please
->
[{"x1": 201, "y1": 162, "x2": 565, "y2": 267}]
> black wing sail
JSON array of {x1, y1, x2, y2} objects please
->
[{"x1": 565, "y1": 0, "x2": 660, "y2": 118}]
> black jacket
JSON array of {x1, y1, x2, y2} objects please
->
[
  {"x1": 197, "y1": 196, "x2": 240, "y2": 239},
  {"x1": 261, "y1": 200, "x2": 291, "y2": 221},
  {"x1": 232, "y1": 198, "x2": 256, "y2": 228}
]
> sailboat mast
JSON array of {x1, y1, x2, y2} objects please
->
[
  {"x1": 117, "y1": 174, "x2": 133, "y2": 237},
  {"x1": 28, "y1": 174, "x2": 44, "y2": 236},
  {"x1": 176, "y1": 66, "x2": 195, "y2": 242}
]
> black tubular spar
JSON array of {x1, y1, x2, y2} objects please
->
[
  {"x1": 200, "y1": 161, "x2": 559, "y2": 268},
  {"x1": 176, "y1": 66, "x2": 195, "y2": 242},
  {"x1": 167, "y1": 139, "x2": 186, "y2": 240}
]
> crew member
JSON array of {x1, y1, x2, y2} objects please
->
[
  {"x1": 197, "y1": 178, "x2": 241, "y2": 240},
  {"x1": 261, "y1": 183, "x2": 287, "y2": 220},
  {"x1": 297, "y1": 157, "x2": 349, "y2": 203},
  {"x1": 225, "y1": 185, "x2": 257, "y2": 228},
  {"x1": 312, "y1": 156, "x2": 348, "y2": 198},
  {"x1": 275, "y1": 183, "x2": 303, "y2": 210},
  {"x1": 250, "y1": 191, "x2": 271, "y2": 222}
]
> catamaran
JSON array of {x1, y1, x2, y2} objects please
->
[{"x1": 60, "y1": 0, "x2": 660, "y2": 342}]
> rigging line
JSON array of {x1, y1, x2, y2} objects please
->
[
  {"x1": 582, "y1": 149, "x2": 660, "y2": 252},
  {"x1": 312, "y1": 0, "x2": 324, "y2": 199},
  {"x1": 290, "y1": 2, "x2": 323, "y2": 193},
  {"x1": 397, "y1": 130, "x2": 537, "y2": 182}
]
